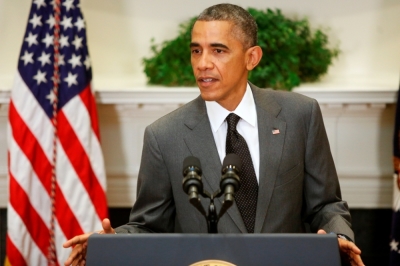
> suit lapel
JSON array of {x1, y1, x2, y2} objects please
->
[
  {"x1": 183, "y1": 96, "x2": 247, "y2": 233},
  {"x1": 251, "y1": 85, "x2": 287, "y2": 233}
]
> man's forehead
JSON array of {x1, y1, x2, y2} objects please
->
[{"x1": 191, "y1": 20, "x2": 236, "y2": 43}]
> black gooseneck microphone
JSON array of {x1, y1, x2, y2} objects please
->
[
  {"x1": 182, "y1": 156, "x2": 204, "y2": 204},
  {"x1": 221, "y1": 153, "x2": 241, "y2": 202},
  {"x1": 219, "y1": 153, "x2": 241, "y2": 217}
]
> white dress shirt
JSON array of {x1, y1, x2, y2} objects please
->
[{"x1": 205, "y1": 83, "x2": 260, "y2": 182}]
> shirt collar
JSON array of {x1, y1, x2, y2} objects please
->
[{"x1": 205, "y1": 83, "x2": 257, "y2": 133}]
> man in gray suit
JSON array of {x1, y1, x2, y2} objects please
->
[{"x1": 64, "y1": 3, "x2": 363, "y2": 266}]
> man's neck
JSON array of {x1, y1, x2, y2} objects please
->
[{"x1": 217, "y1": 85, "x2": 247, "y2": 111}]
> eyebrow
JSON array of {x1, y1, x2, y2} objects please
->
[
  {"x1": 210, "y1": 43, "x2": 229, "y2": 49},
  {"x1": 190, "y1": 42, "x2": 200, "y2": 48},
  {"x1": 189, "y1": 42, "x2": 229, "y2": 50}
]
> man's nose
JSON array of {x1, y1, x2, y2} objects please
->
[{"x1": 197, "y1": 52, "x2": 213, "y2": 70}]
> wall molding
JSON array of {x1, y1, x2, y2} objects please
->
[
  {"x1": 0, "y1": 86, "x2": 397, "y2": 105},
  {"x1": 294, "y1": 87, "x2": 397, "y2": 104}
]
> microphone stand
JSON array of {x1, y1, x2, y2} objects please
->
[{"x1": 189, "y1": 188, "x2": 233, "y2": 233}]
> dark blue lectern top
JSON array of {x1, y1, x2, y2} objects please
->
[{"x1": 86, "y1": 233, "x2": 340, "y2": 266}]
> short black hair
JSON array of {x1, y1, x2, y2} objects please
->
[{"x1": 196, "y1": 3, "x2": 258, "y2": 49}]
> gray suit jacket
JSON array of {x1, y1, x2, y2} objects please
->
[{"x1": 115, "y1": 83, "x2": 354, "y2": 240}]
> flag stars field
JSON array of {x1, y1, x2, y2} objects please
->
[
  {"x1": 19, "y1": 4, "x2": 92, "y2": 96},
  {"x1": 16, "y1": 2, "x2": 94, "y2": 110}
]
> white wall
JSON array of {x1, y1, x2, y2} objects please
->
[{"x1": 0, "y1": 0, "x2": 399, "y2": 90}]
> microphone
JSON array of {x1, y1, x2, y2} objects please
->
[
  {"x1": 182, "y1": 156, "x2": 203, "y2": 202},
  {"x1": 220, "y1": 153, "x2": 241, "y2": 204}
]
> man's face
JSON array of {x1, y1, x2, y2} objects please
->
[{"x1": 190, "y1": 20, "x2": 249, "y2": 110}]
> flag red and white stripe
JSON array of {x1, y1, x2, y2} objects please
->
[{"x1": 6, "y1": 0, "x2": 108, "y2": 265}]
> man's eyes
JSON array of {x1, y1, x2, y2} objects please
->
[
  {"x1": 190, "y1": 48, "x2": 225, "y2": 54},
  {"x1": 191, "y1": 49, "x2": 201, "y2": 54}
]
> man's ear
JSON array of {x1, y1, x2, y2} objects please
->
[{"x1": 245, "y1": 46, "x2": 263, "y2": 71}]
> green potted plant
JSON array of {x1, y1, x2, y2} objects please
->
[{"x1": 143, "y1": 8, "x2": 339, "y2": 91}]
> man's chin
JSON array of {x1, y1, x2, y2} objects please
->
[{"x1": 199, "y1": 92, "x2": 219, "y2": 102}]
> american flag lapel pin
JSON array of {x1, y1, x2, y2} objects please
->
[{"x1": 272, "y1": 128, "x2": 280, "y2": 135}]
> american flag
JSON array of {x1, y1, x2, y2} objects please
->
[
  {"x1": 391, "y1": 87, "x2": 400, "y2": 265},
  {"x1": 6, "y1": 0, "x2": 108, "y2": 265}
]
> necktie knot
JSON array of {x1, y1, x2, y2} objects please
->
[{"x1": 226, "y1": 113, "x2": 241, "y2": 131}]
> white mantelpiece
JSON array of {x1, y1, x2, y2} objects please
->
[{"x1": 0, "y1": 87, "x2": 397, "y2": 209}]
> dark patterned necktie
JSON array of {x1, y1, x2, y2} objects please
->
[{"x1": 225, "y1": 113, "x2": 258, "y2": 233}]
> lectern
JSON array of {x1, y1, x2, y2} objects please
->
[{"x1": 86, "y1": 233, "x2": 341, "y2": 266}]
